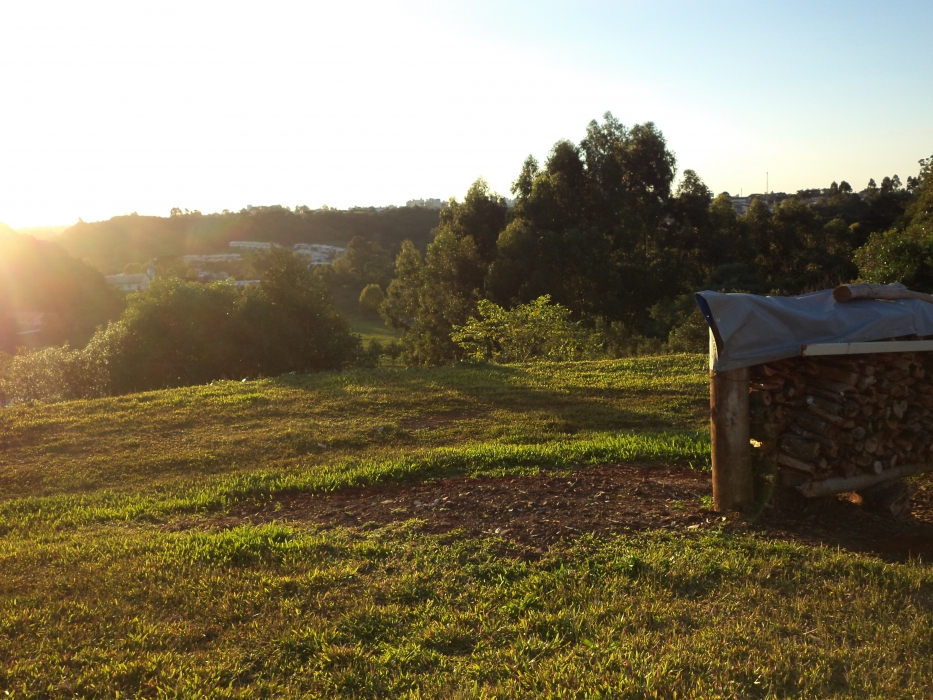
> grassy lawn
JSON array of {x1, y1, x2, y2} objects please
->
[{"x1": 2, "y1": 355, "x2": 932, "y2": 697}]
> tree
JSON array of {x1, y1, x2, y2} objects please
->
[
  {"x1": 245, "y1": 249, "x2": 360, "y2": 374},
  {"x1": 488, "y1": 113, "x2": 679, "y2": 327},
  {"x1": 359, "y1": 283, "x2": 385, "y2": 315},
  {"x1": 854, "y1": 156, "x2": 933, "y2": 291},
  {"x1": 402, "y1": 228, "x2": 486, "y2": 364},
  {"x1": 381, "y1": 240, "x2": 424, "y2": 331},
  {"x1": 101, "y1": 249, "x2": 359, "y2": 393},
  {"x1": 380, "y1": 180, "x2": 507, "y2": 364},
  {"x1": 451, "y1": 295, "x2": 597, "y2": 363},
  {"x1": 511, "y1": 155, "x2": 540, "y2": 201},
  {"x1": 436, "y1": 179, "x2": 508, "y2": 264},
  {"x1": 152, "y1": 255, "x2": 188, "y2": 280},
  {"x1": 331, "y1": 236, "x2": 393, "y2": 289}
]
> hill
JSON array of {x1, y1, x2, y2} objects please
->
[
  {"x1": 14, "y1": 224, "x2": 71, "y2": 240},
  {"x1": 58, "y1": 206, "x2": 441, "y2": 273},
  {"x1": 0, "y1": 232, "x2": 123, "y2": 352},
  {"x1": 2, "y1": 356, "x2": 932, "y2": 696}
]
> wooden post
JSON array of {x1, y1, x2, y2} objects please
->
[{"x1": 710, "y1": 355, "x2": 753, "y2": 512}]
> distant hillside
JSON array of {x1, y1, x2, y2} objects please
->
[
  {"x1": 0, "y1": 232, "x2": 122, "y2": 352},
  {"x1": 16, "y1": 224, "x2": 71, "y2": 240},
  {"x1": 59, "y1": 206, "x2": 441, "y2": 273}
]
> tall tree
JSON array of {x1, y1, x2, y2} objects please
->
[
  {"x1": 380, "y1": 180, "x2": 504, "y2": 364},
  {"x1": 437, "y1": 179, "x2": 508, "y2": 264},
  {"x1": 488, "y1": 112, "x2": 678, "y2": 326}
]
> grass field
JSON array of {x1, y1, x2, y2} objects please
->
[
  {"x1": 3, "y1": 355, "x2": 933, "y2": 697},
  {"x1": 329, "y1": 284, "x2": 402, "y2": 346}
]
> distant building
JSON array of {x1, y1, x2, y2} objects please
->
[
  {"x1": 293, "y1": 243, "x2": 346, "y2": 265},
  {"x1": 236, "y1": 280, "x2": 261, "y2": 290},
  {"x1": 730, "y1": 196, "x2": 754, "y2": 216},
  {"x1": 105, "y1": 263, "x2": 155, "y2": 292},
  {"x1": 105, "y1": 273, "x2": 151, "y2": 292},
  {"x1": 229, "y1": 241, "x2": 279, "y2": 250},
  {"x1": 183, "y1": 254, "x2": 243, "y2": 263},
  {"x1": 194, "y1": 270, "x2": 230, "y2": 282},
  {"x1": 729, "y1": 195, "x2": 776, "y2": 215},
  {"x1": 406, "y1": 198, "x2": 445, "y2": 209}
]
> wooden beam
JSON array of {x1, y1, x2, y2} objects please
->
[
  {"x1": 710, "y1": 365, "x2": 753, "y2": 512},
  {"x1": 833, "y1": 283, "x2": 933, "y2": 304},
  {"x1": 796, "y1": 462, "x2": 933, "y2": 498},
  {"x1": 801, "y1": 340, "x2": 933, "y2": 357}
]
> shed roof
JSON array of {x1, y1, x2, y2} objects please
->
[{"x1": 695, "y1": 289, "x2": 933, "y2": 371}]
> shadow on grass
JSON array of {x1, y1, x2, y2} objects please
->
[{"x1": 270, "y1": 361, "x2": 708, "y2": 435}]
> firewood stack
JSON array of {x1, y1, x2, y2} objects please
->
[{"x1": 750, "y1": 352, "x2": 932, "y2": 516}]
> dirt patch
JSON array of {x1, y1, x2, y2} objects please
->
[{"x1": 173, "y1": 465, "x2": 933, "y2": 562}]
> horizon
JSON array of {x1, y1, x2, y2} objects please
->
[
  {"x1": 1, "y1": 0, "x2": 931, "y2": 229},
  {"x1": 0, "y1": 180, "x2": 894, "y2": 234}
]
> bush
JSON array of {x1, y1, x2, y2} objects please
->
[
  {"x1": 104, "y1": 252, "x2": 360, "y2": 393},
  {"x1": 359, "y1": 284, "x2": 385, "y2": 315},
  {"x1": 591, "y1": 320, "x2": 666, "y2": 358},
  {"x1": 2, "y1": 250, "x2": 362, "y2": 401},
  {"x1": 667, "y1": 307, "x2": 710, "y2": 353},
  {"x1": 0, "y1": 339, "x2": 110, "y2": 405},
  {"x1": 854, "y1": 226, "x2": 933, "y2": 291},
  {"x1": 452, "y1": 296, "x2": 600, "y2": 363}
]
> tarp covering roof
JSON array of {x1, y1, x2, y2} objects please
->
[{"x1": 695, "y1": 289, "x2": 933, "y2": 371}]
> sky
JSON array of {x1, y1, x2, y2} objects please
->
[{"x1": 1, "y1": 0, "x2": 931, "y2": 228}]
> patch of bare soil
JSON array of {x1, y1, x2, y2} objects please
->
[{"x1": 177, "y1": 466, "x2": 933, "y2": 562}]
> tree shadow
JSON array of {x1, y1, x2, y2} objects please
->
[{"x1": 269, "y1": 362, "x2": 708, "y2": 434}]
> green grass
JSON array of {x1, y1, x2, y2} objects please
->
[
  {"x1": 3, "y1": 354, "x2": 933, "y2": 697},
  {"x1": 329, "y1": 284, "x2": 402, "y2": 345}
]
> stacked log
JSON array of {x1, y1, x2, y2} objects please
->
[{"x1": 749, "y1": 352, "x2": 933, "y2": 512}]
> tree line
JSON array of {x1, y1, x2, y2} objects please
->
[
  {"x1": 58, "y1": 205, "x2": 441, "y2": 274},
  {"x1": 377, "y1": 113, "x2": 931, "y2": 364}
]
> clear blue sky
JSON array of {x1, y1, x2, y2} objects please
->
[{"x1": 1, "y1": 0, "x2": 930, "y2": 227}]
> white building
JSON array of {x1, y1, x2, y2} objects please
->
[
  {"x1": 406, "y1": 198, "x2": 445, "y2": 209},
  {"x1": 229, "y1": 241, "x2": 279, "y2": 250},
  {"x1": 105, "y1": 265, "x2": 155, "y2": 292},
  {"x1": 293, "y1": 243, "x2": 346, "y2": 265}
]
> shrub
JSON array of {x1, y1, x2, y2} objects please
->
[
  {"x1": 2, "y1": 250, "x2": 362, "y2": 401},
  {"x1": 0, "y1": 340, "x2": 110, "y2": 405},
  {"x1": 104, "y1": 251, "x2": 360, "y2": 393},
  {"x1": 452, "y1": 296, "x2": 599, "y2": 363},
  {"x1": 359, "y1": 284, "x2": 385, "y2": 315}
]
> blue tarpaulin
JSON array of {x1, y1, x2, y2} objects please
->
[{"x1": 695, "y1": 289, "x2": 933, "y2": 371}]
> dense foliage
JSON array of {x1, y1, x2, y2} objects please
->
[
  {"x1": 380, "y1": 180, "x2": 505, "y2": 364},
  {"x1": 1, "y1": 250, "x2": 359, "y2": 402},
  {"x1": 381, "y1": 113, "x2": 928, "y2": 364},
  {"x1": 4, "y1": 114, "x2": 929, "y2": 379},
  {"x1": 854, "y1": 157, "x2": 933, "y2": 289},
  {"x1": 452, "y1": 296, "x2": 599, "y2": 363}
]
